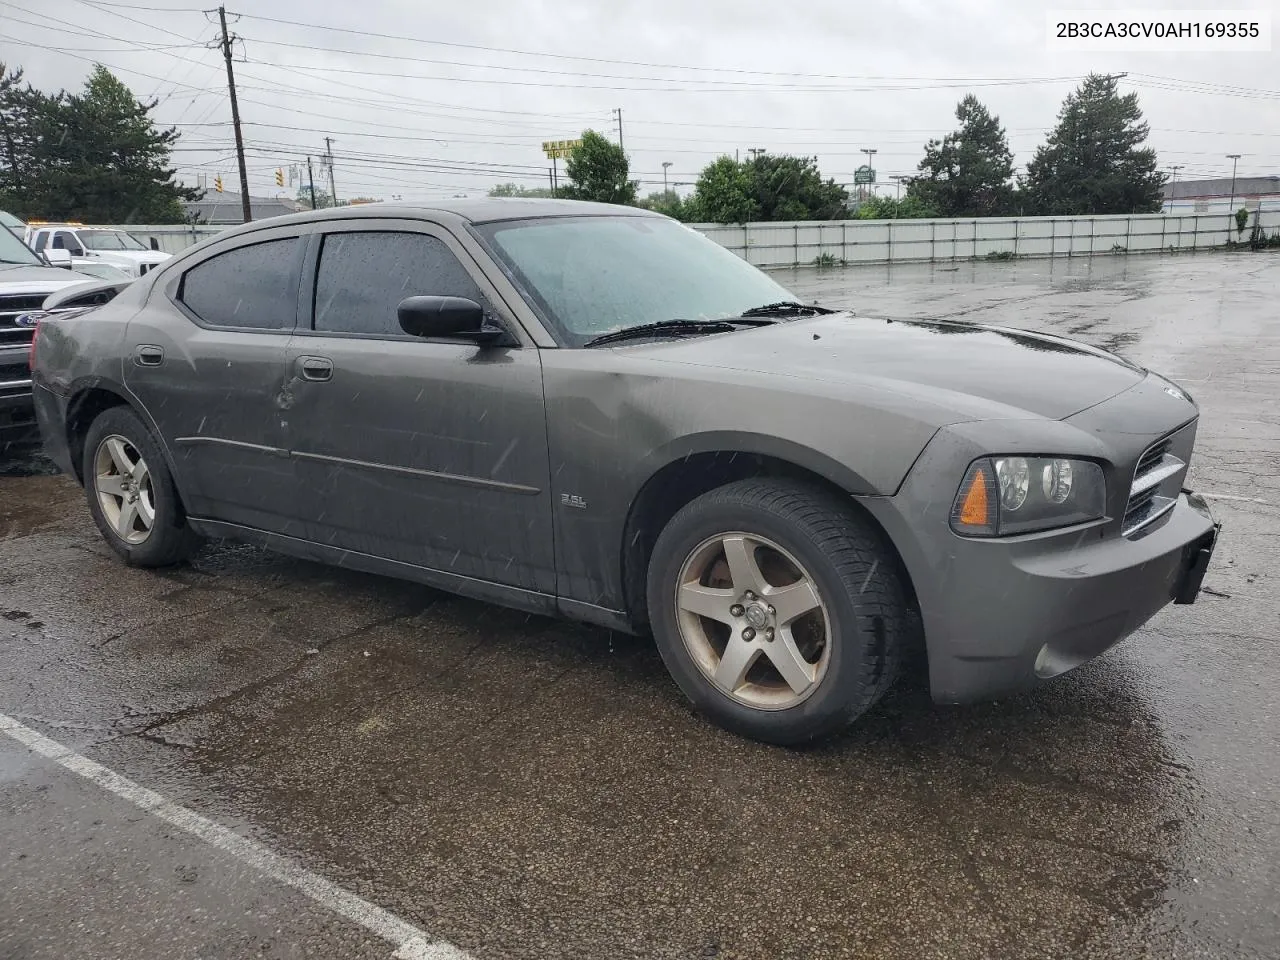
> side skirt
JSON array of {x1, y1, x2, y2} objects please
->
[{"x1": 186, "y1": 517, "x2": 636, "y2": 633}]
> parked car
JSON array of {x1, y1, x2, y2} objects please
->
[
  {"x1": 24, "y1": 224, "x2": 170, "y2": 278},
  {"x1": 1, "y1": 225, "x2": 107, "y2": 443},
  {"x1": 29, "y1": 200, "x2": 1219, "y2": 744}
]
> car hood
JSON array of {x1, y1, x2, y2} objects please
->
[
  {"x1": 0, "y1": 264, "x2": 103, "y2": 292},
  {"x1": 623, "y1": 313, "x2": 1147, "y2": 421}
]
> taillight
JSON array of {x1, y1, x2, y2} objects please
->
[{"x1": 28, "y1": 319, "x2": 42, "y2": 370}]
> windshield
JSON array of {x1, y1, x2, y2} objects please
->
[
  {"x1": 474, "y1": 215, "x2": 796, "y2": 346},
  {"x1": 81, "y1": 229, "x2": 148, "y2": 251},
  {"x1": 0, "y1": 220, "x2": 42, "y2": 265}
]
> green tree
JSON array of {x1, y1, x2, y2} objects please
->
[
  {"x1": 296, "y1": 185, "x2": 334, "y2": 209},
  {"x1": 1023, "y1": 73, "x2": 1165, "y2": 215},
  {"x1": 908, "y1": 95, "x2": 1014, "y2": 217},
  {"x1": 747, "y1": 153, "x2": 849, "y2": 221},
  {"x1": 638, "y1": 189, "x2": 693, "y2": 221},
  {"x1": 853, "y1": 193, "x2": 941, "y2": 220},
  {"x1": 563, "y1": 130, "x2": 636, "y2": 204},
  {"x1": 689, "y1": 153, "x2": 850, "y2": 224},
  {"x1": 488, "y1": 182, "x2": 557, "y2": 198},
  {"x1": 0, "y1": 63, "x2": 45, "y2": 209},
  {"x1": 690, "y1": 156, "x2": 757, "y2": 223},
  {"x1": 0, "y1": 64, "x2": 197, "y2": 222}
]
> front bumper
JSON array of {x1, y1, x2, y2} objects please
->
[
  {"x1": 867, "y1": 487, "x2": 1218, "y2": 703},
  {"x1": 857, "y1": 391, "x2": 1220, "y2": 704}
]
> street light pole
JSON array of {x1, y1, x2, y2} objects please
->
[
  {"x1": 662, "y1": 161, "x2": 672, "y2": 195},
  {"x1": 1226, "y1": 154, "x2": 1241, "y2": 214}
]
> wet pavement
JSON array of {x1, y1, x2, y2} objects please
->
[{"x1": 2, "y1": 251, "x2": 1278, "y2": 959}]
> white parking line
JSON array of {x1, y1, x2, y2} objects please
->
[
  {"x1": 0, "y1": 712, "x2": 471, "y2": 960},
  {"x1": 1199, "y1": 492, "x2": 1270, "y2": 504}
]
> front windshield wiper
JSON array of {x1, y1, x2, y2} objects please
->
[
  {"x1": 583, "y1": 318, "x2": 743, "y2": 348},
  {"x1": 739, "y1": 300, "x2": 835, "y2": 318}
]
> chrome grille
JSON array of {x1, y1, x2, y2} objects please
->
[
  {"x1": 0, "y1": 294, "x2": 46, "y2": 348},
  {"x1": 1123, "y1": 432, "x2": 1187, "y2": 536}
]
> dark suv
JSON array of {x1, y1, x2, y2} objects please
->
[{"x1": 30, "y1": 200, "x2": 1218, "y2": 744}]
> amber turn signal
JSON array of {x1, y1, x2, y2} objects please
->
[{"x1": 951, "y1": 460, "x2": 997, "y2": 535}]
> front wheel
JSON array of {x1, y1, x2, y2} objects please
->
[
  {"x1": 647, "y1": 479, "x2": 913, "y2": 745},
  {"x1": 82, "y1": 405, "x2": 199, "y2": 567}
]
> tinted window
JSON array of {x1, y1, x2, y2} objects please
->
[
  {"x1": 314, "y1": 231, "x2": 486, "y2": 337},
  {"x1": 32, "y1": 232, "x2": 48, "y2": 252},
  {"x1": 181, "y1": 237, "x2": 299, "y2": 330}
]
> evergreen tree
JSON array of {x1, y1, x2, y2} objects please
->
[
  {"x1": 1024, "y1": 74, "x2": 1165, "y2": 215},
  {"x1": 0, "y1": 64, "x2": 197, "y2": 222},
  {"x1": 908, "y1": 94, "x2": 1014, "y2": 217}
]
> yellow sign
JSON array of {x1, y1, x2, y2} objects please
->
[{"x1": 542, "y1": 138, "x2": 582, "y2": 160}]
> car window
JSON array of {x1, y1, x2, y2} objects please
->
[
  {"x1": 313, "y1": 231, "x2": 488, "y2": 337},
  {"x1": 180, "y1": 237, "x2": 300, "y2": 330},
  {"x1": 474, "y1": 216, "x2": 796, "y2": 347},
  {"x1": 82, "y1": 230, "x2": 147, "y2": 251},
  {"x1": 32, "y1": 232, "x2": 48, "y2": 252}
]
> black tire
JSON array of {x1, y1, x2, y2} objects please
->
[
  {"x1": 647, "y1": 478, "x2": 912, "y2": 746},
  {"x1": 82, "y1": 405, "x2": 199, "y2": 567}
]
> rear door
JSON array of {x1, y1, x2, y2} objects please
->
[
  {"x1": 283, "y1": 220, "x2": 555, "y2": 593},
  {"x1": 125, "y1": 226, "x2": 308, "y2": 533}
]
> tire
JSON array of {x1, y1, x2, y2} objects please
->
[
  {"x1": 647, "y1": 478, "x2": 912, "y2": 746},
  {"x1": 82, "y1": 405, "x2": 199, "y2": 567}
]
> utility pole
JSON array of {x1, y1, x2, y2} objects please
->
[
  {"x1": 1226, "y1": 154, "x2": 1241, "y2": 214},
  {"x1": 1168, "y1": 164, "x2": 1182, "y2": 212},
  {"x1": 325, "y1": 137, "x2": 339, "y2": 207},
  {"x1": 890, "y1": 174, "x2": 906, "y2": 200},
  {"x1": 613, "y1": 108, "x2": 624, "y2": 152},
  {"x1": 216, "y1": 6, "x2": 251, "y2": 223},
  {"x1": 662, "y1": 161, "x2": 672, "y2": 195},
  {"x1": 306, "y1": 156, "x2": 317, "y2": 210}
]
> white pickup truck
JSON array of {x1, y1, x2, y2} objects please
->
[{"x1": 23, "y1": 223, "x2": 170, "y2": 278}]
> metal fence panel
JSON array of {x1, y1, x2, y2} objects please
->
[{"x1": 114, "y1": 208, "x2": 1280, "y2": 267}]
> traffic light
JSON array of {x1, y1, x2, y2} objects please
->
[
  {"x1": 275, "y1": 168, "x2": 284, "y2": 187},
  {"x1": 214, "y1": 175, "x2": 223, "y2": 193}
]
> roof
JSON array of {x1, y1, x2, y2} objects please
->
[
  {"x1": 182, "y1": 193, "x2": 308, "y2": 224},
  {"x1": 186, "y1": 198, "x2": 661, "y2": 245},
  {"x1": 1163, "y1": 176, "x2": 1280, "y2": 200}
]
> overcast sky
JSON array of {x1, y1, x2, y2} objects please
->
[{"x1": 1, "y1": 0, "x2": 1276, "y2": 203}]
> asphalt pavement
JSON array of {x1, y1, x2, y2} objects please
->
[{"x1": 2, "y1": 250, "x2": 1277, "y2": 960}]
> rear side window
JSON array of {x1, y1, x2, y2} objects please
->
[
  {"x1": 180, "y1": 237, "x2": 299, "y2": 330},
  {"x1": 313, "y1": 231, "x2": 487, "y2": 337},
  {"x1": 32, "y1": 232, "x2": 48, "y2": 252}
]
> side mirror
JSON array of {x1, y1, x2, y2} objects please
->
[
  {"x1": 397, "y1": 296, "x2": 506, "y2": 343},
  {"x1": 44, "y1": 248, "x2": 73, "y2": 269}
]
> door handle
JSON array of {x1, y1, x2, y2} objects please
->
[
  {"x1": 296, "y1": 355, "x2": 333, "y2": 382},
  {"x1": 134, "y1": 344, "x2": 164, "y2": 366}
]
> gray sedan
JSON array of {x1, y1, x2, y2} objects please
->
[{"x1": 29, "y1": 200, "x2": 1219, "y2": 744}]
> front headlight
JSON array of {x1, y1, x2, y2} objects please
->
[{"x1": 950, "y1": 456, "x2": 1106, "y2": 537}]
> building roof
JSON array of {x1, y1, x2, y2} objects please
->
[
  {"x1": 182, "y1": 193, "x2": 307, "y2": 224},
  {"x1": 1163, "y1": 176, "x2": 1280, "y2": 200}
]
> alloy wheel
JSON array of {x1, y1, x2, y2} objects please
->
[
  {"x1": 94, "y1": 434, "x2": 155, "y2": 545},
  {"x1": 674, "y1": 531, "x2": 832, "y2": 710}
]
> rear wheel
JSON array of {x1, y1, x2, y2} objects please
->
[
  {"x1": 647, "y1": 479, "x2": 911, "y2": 745},
  {"x1": 82, "y1": 406, "x2": 198, "y2": 567}
]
